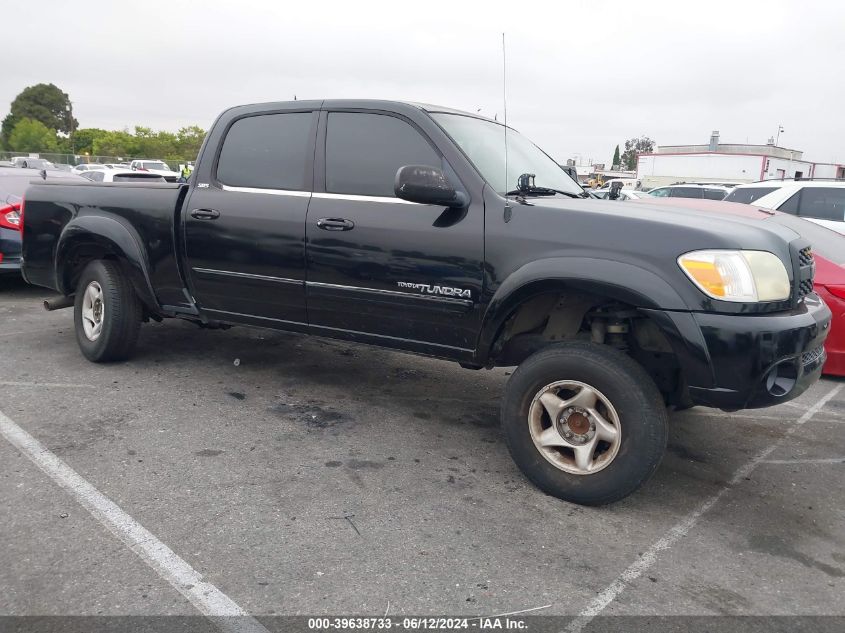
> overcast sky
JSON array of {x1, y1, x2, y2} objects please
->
[{"x1": 5, "y1": 1, "x2": 844, "y2": 164}]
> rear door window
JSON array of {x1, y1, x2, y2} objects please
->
[
  {"x1": 325, "y1": 112, "x2": 440, "y2": 197},
  {"x1": 796, "y1": 187, "x2": 845, "y2": 221},
  {"x1": 703, "y1": 188, "x2": 727, "y2": 200},
  {"x1": 724, "y1": 187, "x2": 779, "y2": 204},
  {"x1": 216, "y1": 112, "x2": 314, "y2": 190},
  {"x1": 670, "y1": 187, "x2": 704, "y2": 198}
]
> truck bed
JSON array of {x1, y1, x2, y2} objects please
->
[{"x1": 22, "y1": 180, "x2": 191, "y2": 310}]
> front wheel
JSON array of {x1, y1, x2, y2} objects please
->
[
  {"x1": 74, "y1": 260, "x2": 142, "y2": 362},
  {"x1": 501, "y1": 341, "x2": 668, "y2": 506}
]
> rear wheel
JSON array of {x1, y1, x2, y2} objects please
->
[
  {"x1": 501, "y1": 341, "x2": 668, "y2": 505},
  {"x1": 74, "y1": 260, "x2": 142, "y2": 362}
]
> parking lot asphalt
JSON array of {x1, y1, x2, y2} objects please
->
[{"x1": 1, "y1": 275, "x2": 844, "y2": 621}]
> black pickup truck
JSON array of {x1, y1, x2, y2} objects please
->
[{"x1": 21, "y1": 100, "x2": 830, "y2": 505}]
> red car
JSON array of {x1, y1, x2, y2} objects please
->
[{"x1": 634, "y1": 198, "x2": 845, "y2": 376}]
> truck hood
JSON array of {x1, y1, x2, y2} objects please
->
[
  {"x1": 521, "y1": 196, "x2": 801, "y2": 249},
  {"x1": 496, "y1": 194, "x2": 806, "y2": 313}
]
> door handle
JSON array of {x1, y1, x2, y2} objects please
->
[
  {"x1": 190, "y1": 208, "x2": 220, "y2": 220},
  {"x1": 317, "y1": 218, "x2": 355, "y2": 231}
]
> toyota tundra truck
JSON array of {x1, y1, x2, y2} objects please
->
[{"x1": 20, "y1": 100, "x2": 831, "y2": 505}]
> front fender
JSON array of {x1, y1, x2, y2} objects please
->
[
  {"x1": 475, "y1": 257, "x2": 691, "y2": 362},
  {"x1": 56, "y1": 214, "x2": 159, "y2": 310}
]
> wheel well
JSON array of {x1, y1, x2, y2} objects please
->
[
  {"x1": 61, "y1": 243, "x2": 119, "y2": 295},
  {"x1": 490, "y1": 290, "x2": 686, "y2": 406}
]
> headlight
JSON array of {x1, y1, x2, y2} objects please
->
[{"x1": 677, "y1": 250, "x2": 790, "y2": 302}]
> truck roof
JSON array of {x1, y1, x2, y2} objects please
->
[{"x1": 223, "y1": 99, "x2": 499, "y2": 123}]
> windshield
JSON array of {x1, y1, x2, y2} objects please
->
[
  {"x1": 142, "y1": 161, "x2": 169, "y2": 170},
  {"x1": 431, "y1": 113, "x2": 582, "y2": 196}
]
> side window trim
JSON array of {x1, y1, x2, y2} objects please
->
[
  {"x1": 220, "y1": 185, "x2": 311, "y2": 197},
  {"x1": 312, "y1": 191, "x2": 419, "y2": 205}
]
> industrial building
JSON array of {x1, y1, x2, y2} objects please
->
[{"x1": 637, "y1": 131, "x2": 844, "y2": 189}]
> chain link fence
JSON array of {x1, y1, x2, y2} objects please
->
[{"x1": 0, "y1": 151, "x2": 195, "y2": 169}]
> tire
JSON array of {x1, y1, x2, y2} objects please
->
[
  {"x1": 73, "y1": 260, "x2": 142, "y2": 362},
  {"x1": 501, "y1": 341, "x2": 668, "y2": 506}
]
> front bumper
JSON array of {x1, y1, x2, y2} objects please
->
[
  {"x1": 682, "y1": 294, "x2": 831, "y2": 410},
  {"x1": 647, "y1": 295, "x2": 832, "y2": 411}
]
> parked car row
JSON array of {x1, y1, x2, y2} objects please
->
[
  {"x1": 725, "y1": 180, "x2": 845, "y2": 235},
  {"x1": 591, "y1": 188, "x2": 651, "y2": 201},
  {"x1": 646, "y1": 183, "x2": 734, "y2": 200},
  {"x1": 71, "y1": 160, "x2": 180, "y2": 182},
  {"x1": 9, "y1": 156, "x2": 55, "y2": 170},
  {"x1": 587, "y1": 177, "x2": 845, "y2": 235},
  {"x1": 79, "y1": 170, "x2": 166, "y2": 183},
  {"x1": 71, "y1": 163, "x2": 131, "y2": 173}
]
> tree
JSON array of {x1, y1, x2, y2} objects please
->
[
  {"x1": 132, "y1": 126, "x2": 178, "y2": 158},
  {"x1": 7, "y1": 118, "x2": 58, "y2": 153},
  {"x1": 612, "y1": 145, "x2": 621, "y2": 169},
  {"x1": 1, "y1": 83, "x2": 76, "y2": 148},
  {"x1": 174, "y1": 126, "x2": 206, "y2": 159},
  {"x1": 92, "y1": 129, "x2": 135, "y2": 157},
  {"x1": 58, "y1": 128, "x2": 107, "y2": 156},
  {"x1": 620, "y1": 136, "x2": 655, "y2": 171}
]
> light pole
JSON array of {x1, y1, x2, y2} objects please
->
[
  {"x1": 66, "y1": 103, "x2": 75, "y2": 159},
  {"x1": 775, "y1": 124, "x2": 784, "y2": 146}
]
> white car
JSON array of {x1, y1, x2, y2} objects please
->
[
  {"x1": 724, "y1": 180, "x2": 845, "y2": 235},
  {"x1": 80, "y1": 170, "x2": 166, "y2": 183},
  {"x1": 593, "y1": 188, "x2": 652, "y2": 201},
  {"x1": 11, "y1": 157, "x2": 54, "y2": 169},
  {"x1": 129, "y1": 160, "x2": 179, "y2": 182},
  {"x1": 72, "y1": 164, "x2": 106, "y2": 174},
  {"x1": 646, "y1": 183, "x2": 732, "y2": 200}
]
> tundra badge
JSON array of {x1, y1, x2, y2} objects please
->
[{"x1": 397, "y1": 282, "x2": 471, "y2": 299}]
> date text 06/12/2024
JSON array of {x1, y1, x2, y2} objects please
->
[{"x1": 307, "y1": 617, "x2": 528, "y2": 630}]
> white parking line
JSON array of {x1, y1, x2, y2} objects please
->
[
  {"x1": 762, "y1": 457, "x2": 844, "y2": 464},
  {"x1": 565, "y1": 383, "x2": 843, "y2": 633},
  {"x1": 0, "y1": 327, "x2": 60, "y2": 338},
  {"x1": 0, "y1": 381, "x2": 96, "y2": 389},
  {"x1": 0, "y1": 409, "x2": 270, "y2": 633}
]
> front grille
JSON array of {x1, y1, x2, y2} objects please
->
[
  {"x1": 798, "y1": 247, "x2": 814, "y2": 267},
  {"x1": 797, "y1": 278, "x2": 814, "y2": 299},
  {"x1": 801, "y1": 346, "x2": 825, "y2": 367},
  {"x1": 794, "y1": 244, "x2": 815, "y2": 303}
]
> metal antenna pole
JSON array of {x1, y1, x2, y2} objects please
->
[{"x1": 503, "y1": 32, "x2": 508, "y2": 195}]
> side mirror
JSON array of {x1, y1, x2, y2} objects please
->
[{"x1": 394, "y1": 165, "x2": 467, "y2": 208}]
